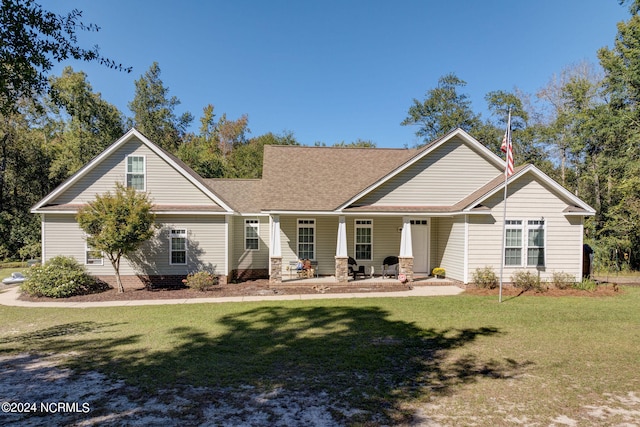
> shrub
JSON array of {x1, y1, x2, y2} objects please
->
[
  {"x1": 183, "y1": 271, "x2": 217, "y2": 291},
  {"x1": 21, "y1": 256, "x2": 104, "y2": 298},
  {"x1": 432, "y1": 267, "x2": 446, "y2": 278},
  {"x1": 551, "y1": 272, "x2": 576, "y2": 290},
  {"x1": 573, "y1": 278, "x2": 597, "y2": 292},
  {"x1": 472, "y1": 266, "x2": 498, "y2": 289},
  {"x1": 511, "y1": 270, "x2": 546, "y2": 292}
]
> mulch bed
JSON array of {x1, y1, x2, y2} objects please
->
[
  {"x1": 16, "y1": 279, "x2": 414, "y2": 303},
  {"x1": 463, "y1": 283, "x2": 622, "y2": 297},
  {"x1": 14, "y1": 278, "x2": 633, "y2": 303}
]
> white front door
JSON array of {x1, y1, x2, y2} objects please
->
[{"x1": 411, "y1": 219, "x2": 430, "y2": 273}]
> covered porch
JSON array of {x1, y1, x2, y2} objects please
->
[{"x1": 268, "y1": 214, "x2": 456, "y2": 284}]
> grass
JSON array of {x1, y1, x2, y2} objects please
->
[
  {"x1": 1, "y1": 288, "x2": 639, "y2": 425},
  {"x1": 0, "y1": 266, "x2": 25, "y2": 282}
]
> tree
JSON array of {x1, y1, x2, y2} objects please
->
[
  {"x1": 128, "y1": 62, "x2": 192, "y2": 152},
  {"x1": 227, "y1": 131, "x2": 299, "y2": 178},
  {"x1": 76, "y1": 183, "x2": 156, "y2": 293},
  {"x1": 594, "y1": 3, "x2": 640, "y2": 269},
  {"x1": 537, "y1": 62, "x2": 603, "y2": 186},
  {"x1": 0, "y1": 0, "x2": 130, "y2": 115},
  {"x1": 48, "y1": 67, "x2": 125, "y2": 179},
  {"x1": 401, "y1": 73, "x2": 482, "y2": 144}
]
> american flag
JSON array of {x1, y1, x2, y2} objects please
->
[{"x1": 500, "y1": 112, "x2": 514, "y2": 177}]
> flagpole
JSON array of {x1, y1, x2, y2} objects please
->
[{"x1": 499, "y1": 109, "x2": 512, "y2": 303}]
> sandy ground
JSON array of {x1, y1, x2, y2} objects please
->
[
  {"x1": 0, "y1": 353, "x2": 351, "y2": 426},
  {"x1": 2, "y1": 353, "x2": 639, "y2": 426}
]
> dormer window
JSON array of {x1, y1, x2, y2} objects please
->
[{"x1": 126, "y1": 155, "x2": 145, "y2": 190}]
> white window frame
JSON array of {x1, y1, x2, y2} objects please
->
[
  {"x1": 504, "y1": 219, "x2": 546, "y2": 267},
  {"x1": 245, "y1": 219, "x2": 260, "y2": 251},
  {"x1": 126, "y1": 155, "x2": 146, "y2": 191},
  {"x1": 85, "y1": 241, "x2": 104, "y2": 266},
  {"x1": 297, "y1": 219, "x2": 316, "y2": 260},
  {"x1": 504, "y1": 220, "x2": 523, "y2": 266},
  {"x1": 526, "y1": 219, "x2": 546, "y2": 267},
  {"x1": 169, "y1": 228, "x2": 187, "y2": 265},
  {"x1": 354, "y1": 219, "x2": 373, "y2": 261}
]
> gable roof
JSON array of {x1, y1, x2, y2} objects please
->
[
  {"x1": 337, "y1": 128, "x2": 505, "y2": 211},
  {"x1": 260, "y1": 144, "x2": 417, "y2": 211},
  {"x1": 342, "y1": 163, "x2": 596, "y2": 216},
  {"x1": 31, "y1": 128, "x2": 234, "y2": 213},
  {"x1": 461, "y1": 164, "x2": 596, "y2": 215}
]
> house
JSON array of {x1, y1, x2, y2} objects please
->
[{"x1": 31, "y1": 128, "x2": 595, "y2": 287}]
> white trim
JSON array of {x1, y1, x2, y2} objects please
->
[
  {"x1": 503, "y1": 218, "x2": 547, "y2": 268},
  {"x1": 224, "y1": 216, "x2": 229, "y2": 275},
  {"x1": 354, "y1": 219, "x2": 373, "y2": 261},
  {"x1": 169, "y1": 228, "x2": 188, "y2": 265},
  {"x1": 337, "y1": 128, "x2": 505, "y2": 211},
  {"x1": 579, "y1": 218, "x2": 585, "y2": 280},
  {"x1": 152, "y1": 210, "x2": 235, "y2": 215},
  {"x1": 464, "y1": 215, "x2": 469, "y2": 284},
  {"x1": 84, "y1": 240, "x2": 104, "y2": 266},
  {"x1": 244, "y1": 218, "x2": 260, "y2": 251},
  {"x1": 464, "y1": 165, "x2": 596, "y2": 215},
  {"x1": 262, "y1": 210, "x2": 491, "y2": 217},
  {"x1": 269, "y1": 215, "x2": 282, "y2": 258},
  {"x1": 125, "y1": 154, "x2": 146, "y2": 191},
  {"x1": 336, "y1": 216, "x2": 347, "y2": 257},
  {"x1": 31, "y1": 128, "x2": 234, "y2": 213},
  {"x1": 41, "y1": 214, "x2": 46, "y2": 262},
  {"x1": 297, "y1": 218, "x2": 316, "y2": 260},
  {"x1": 399, "y1": 217, "x2": 413, "y2": 257}
]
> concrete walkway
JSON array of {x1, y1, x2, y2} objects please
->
[{"x1": 0, "y1": 284, "x2": 464, "y2": 308}]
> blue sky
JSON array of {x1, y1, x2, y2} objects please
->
[{"x1": 48, "y1": 1, "x2": 629, "y2": 148}]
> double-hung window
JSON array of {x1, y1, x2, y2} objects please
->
[
  {"x1": 126, "y1": 155, "x2": 145, "y2": 190},
  {"x1": 527, "y1": 220, "x2": 545, "y2": 266},
  {"x1": 170, "y1": 229, "x2": 187, "y2": 265},
  {"x1": 85, "y1": 242, "x2": 104, "y2": 266},
  {"x1": 505, "y1": 220, "x2": 523, "y2": 266},
  {"x1": 504, "y1": 219, "x2": 546, "y2": 267},
  {"x1": 245, "y1": 219, "x2": 259, "y2": 250},
  {"x1": 355, "y1": 219, "x2": 373, "y2": 261},
  {"x1": 297, "y1": 219, "x2": 315, "y2": 260}
]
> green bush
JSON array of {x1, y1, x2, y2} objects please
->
[
  {"x1": 511, "y1": 270, "x2": 546, "y2": 292},
  {"x1": 573, "y1": 278, "x2": 597, "y2": 292},
  {"x1": 472, "y1": 266, "x2": 498, "y2": 289},
  {"x1": 551, "y1": 272, "x2": 576, "y2": 290},
  {"x1": 21, "y1": 256, "x2": 105, "y2": 298},
  {"x1": 183, "y1": 271, "x2": 217, "y2": 291}
]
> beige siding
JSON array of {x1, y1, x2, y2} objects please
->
[
  {"x1": 357, "y1": 137, "x2": 502, "y2": 206},
  {"x1": 51, "y1": 137, "x2": 220, "y2": 207},
  {"x1": 345, "y1": 217, "x2": 402, "y2": 273},
  {"x1": 231, "y1": 216, "x2": 269, "y2": 270},
  {"x1": 279, "y1": 216, "x2": 403, "y2": 276},
  {"x1": 43, "y1": 213, "x2": 228, "y2": 276},
  {"x1": 432, "y1": 216, "x2": 465, "y2": 281},
  {"x1": 467, "y1": 175, "x2": 584, "y2": 282}
]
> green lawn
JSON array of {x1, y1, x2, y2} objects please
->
[{"x1": 0, "y1": 288, "x2": 638, "y2": 425}]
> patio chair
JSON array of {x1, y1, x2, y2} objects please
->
[
  {"x1": 381, "y1": 256, "x2": 399, "y2": 279},
  {"x1": 348, "y1": 257, "x2": 366, "y2": 280}
]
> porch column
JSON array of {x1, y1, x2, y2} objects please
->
[
  {"x1": 399, "y1": 217, "x2": 414, "y2": 282},
  {"x1": 335, "y1": 215, "x2": 349, "y2": 283},
  {"x1": 269, "y1": 215, "x2": 282, "y2": 284}
]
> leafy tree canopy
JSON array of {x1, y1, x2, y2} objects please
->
[
  {"x1": 76, "y1": 183, "x2": 156, "y2": 292},
  {"x1": 0, "y1": 0, "x2": 130, "y2": 114}
]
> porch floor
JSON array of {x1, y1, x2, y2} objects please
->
[{"x1": 280, "y1": 274, "x2": 459, "y2": 287}]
